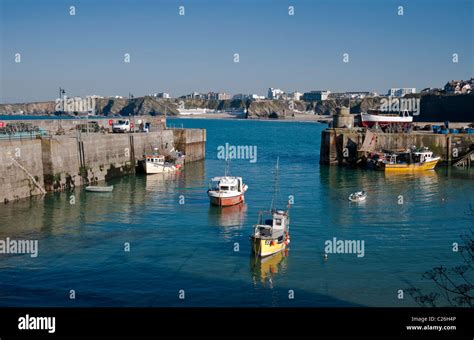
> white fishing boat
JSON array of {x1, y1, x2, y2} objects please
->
[
  {"x1": 348, "y1": 191, "x2": 367, "y2": 202},
  {"x1": 85, "y1": 185, "x2": 114, "y2": 192},
  {"x1": 208, "y1": 176, "x2": 248, "y2": 207},
  {"x1": 143, "y1": 148, "x2": 182, "y2": 174}
]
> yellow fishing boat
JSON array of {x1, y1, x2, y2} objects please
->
[
  {"x1": 383, "y1": 148, "x2": 440, "y2": 172},
  {"x1": 250, "y1": 209, "x2": 290, "y2": 257},
  {"x1": 250, "y1": 158, "x2": 291, "y2": 257}
]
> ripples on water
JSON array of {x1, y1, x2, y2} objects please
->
[{"x1": 0, "y1": 119, "x2": 472, "y2": 307}]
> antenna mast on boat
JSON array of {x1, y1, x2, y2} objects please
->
[
  {"x1": 224, "y1": 157, "x2": 231, "y2": 177},
  {"x1": 270, "y1": 157, "x2": 280, "y2": 212}
]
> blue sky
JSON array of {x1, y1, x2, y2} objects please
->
[{"x1": 0, "y1": 0, "x2": 472, "y2": 103}]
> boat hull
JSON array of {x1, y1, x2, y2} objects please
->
[
  {"x1": 384, "y1": 158, "x2": 439, "y2": 172},
  {"x1": 360, "y1": 113, "x2": 413, "y2": 127},
  {"x1": 250, "y1": 236, "x2": 289, "y2": 257},
  {"x1": 208, "y1": 193, "x2": 244, "y2": 207},
  {"x1": 144, "y1": 162, "x2": 177, "y2": 174}
]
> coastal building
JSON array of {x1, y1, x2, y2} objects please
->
[
  {"x1": 388, "y1": 88, "x2": 416, "y2": 97},
  {"x1": 156, "y1": 92, "x2": 170, "y2": 99},
  {"x1": 302, "y1": 90, "x2": 331, "y2": 101},
  {"x1": 444, "y1": 79, "x2": 473, "y2": 94},
  {"x1": 346, "y1": 91, "x2": 376, "y2": 99},
  {"x1": 251, "y1": 94, "x2": 266, "y2": 100},
  {"x1": 290, "y1": 91, "x2": 303, "y2": 101},
  {"x1": 181, "y1": 92, "x2": 203, "y2": 99},
  {"x1": 206, "y1": 92, "x2": 231, "y2": 100},
  {"x1": 217, "y1": 92, "x2": 231, "y2": 100},
  {"x1": 233, "y1": 93, "x2": 264, "y2": 100},
  {"x1": 421, "y1": 87, "x2": 443, "y2": 94},
  {"x1": 268, "y1": 88, "x2": 284, "y2": 100},
  {"x1": 329, "y1": 92, "x2": 376, "y2": 99},
  {"x1": 233, "y1": 94, "x2": 248, "y2": 100}
]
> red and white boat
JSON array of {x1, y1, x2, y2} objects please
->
[
  {"x1": 207, "y1": 176, "x2": 248, "y2": 207},
  {"x1": 359, "y1": 111, "x2": 413, "y2": 127}
]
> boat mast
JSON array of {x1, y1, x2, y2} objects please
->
[
  {"x1": 270, "y1": 157, "x2": 280, "y2": 212},
  {"x1": 224, "y1": 157, "x2": 231, "y2": 177}
]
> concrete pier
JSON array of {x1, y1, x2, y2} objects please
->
[
  {"x1": 0, "y1": 120, "x2": 206, "y2": 203},
  {"x1": 320, "y1": 128, "x2": 474, "y2": 166},
  {"x1": 332, "y1": 107, "x2": 354, "y2": 128}
]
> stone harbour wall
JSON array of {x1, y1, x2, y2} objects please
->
[
  {"x1": 0, "y1": 128, "x2": 206, "y2": 203},
  {"x1": 320, "y1": 128, "x2": 474, "y2": 165}
]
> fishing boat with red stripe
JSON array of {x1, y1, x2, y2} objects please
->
[{"x1": 207, "y1": 161, "x2": 248, "y2": 207}]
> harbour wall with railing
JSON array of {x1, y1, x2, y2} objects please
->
[
  {"x1": 320, "y1": 128, "x2": 474, "y2": 166},
  {"x1": 0, "y1": 123, "x2": 206, "y2": 203}
]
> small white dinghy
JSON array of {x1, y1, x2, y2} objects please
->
[
  {"x1": 348, "y1": 190, "x2": 367, "y2": 202},
  {"x1": 85, "y1": 185, "x2": 114, "y2": 192}
]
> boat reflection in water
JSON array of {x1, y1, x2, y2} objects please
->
[
  {"x1": 208, "y1": 203, "x2": 247, "y2": 240},
  {"x1": 250, "y1": 249, "x2": 289, "y2": 289},
  {"x1": 384, "y1": 168, "x2": 439, "y2": 188},
  {"x1": 217, "y1": 203, "x2": 247, "y2": 228},
  {"x1": 145, "y1": 171, "x2": 182, "y2": 193}
]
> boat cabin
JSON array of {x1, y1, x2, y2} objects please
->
[
  {"x1": 254, "y1": 210, "x2": 288, "y2": 240},
  {"x1": 146, "y1": 155, "x2": 165, "y2": 165},
  {"x1": 413, "y1": 151, "x2": 434, "y2": 163},
  {"x1": 383, "y1": 148, "x2": 435, "y2": 165},
  {"x1": 209, "y1": 176, "x2": 243, "y2": 192}
]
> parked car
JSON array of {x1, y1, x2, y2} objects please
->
[{"x1": 112, "y1": 120, "x2": 130, "y2": 133}]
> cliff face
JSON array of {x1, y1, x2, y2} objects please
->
[
  {"x1": 0, "y1": 97, "x2": 243, "y2": 116},
  {"x1": 179, "y1": 98, "x2": 248, "y2": 111},
  {"x1": 95, "y1": 97, "x2": 179, "y2": 116},
  {"x1": 246, "y1": 98, "x2": 382, "y2": 117},
  {"x1": 247, "y1": 100, "x2": 309, "y2": 118},
  {"x1": 0, "y1": 101, "x2": 57, "y2": 115},
  {"x1": 247, "y1": 95, "x2": 473, "y2": 122},
  {"x1": 416, "y1": 93, "x2": 474, "y2": 122},
  {"x1": 0, "y1": 97, "x2": 180, "y2": 116}
]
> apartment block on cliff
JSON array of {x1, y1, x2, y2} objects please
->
[{"x1": 444, "y1": 79, "x2": 473, "y2": 94}]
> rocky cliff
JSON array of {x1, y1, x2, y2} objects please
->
[
  {"x1": 416, "y1": 93, "x2": 474, "y2": 122},
  {"x1": 247, "y1": 100, "x2": 309, "y2": 118},
  {"x1": 95, "y1": 97, "x2": 179, "y2": 116},
  {"x1": 0, "y1": 101, "x2": 57, "y2": 115},
  {"x1": 246, "y1": 94, "x2": 473, "y2": 122}
]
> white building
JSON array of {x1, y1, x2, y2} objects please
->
[
  {"x1": 251, "y1": 94, "x2": 265, "y2": 100},
  {"x1": 233, "y1": 93, "x2": 265, "y2": 100},
  {"x1": 291, "y1": 91, "x2": 303, "y2": 101},
  {"x1": 156, "y1": 92, "x2": 170, "y2": 99},
  {"x1": 217, "y1": 92, "x2": 231, "y2": 100},
  {"x1": 268, "y1": 88, "x2": 284, "y2": 100},
  {"x1": 302, "y1": 90, "x2": 331, "y2": 101},
  {"x1": 388, "y1": 88, "x2": 416, "y2": 97}
]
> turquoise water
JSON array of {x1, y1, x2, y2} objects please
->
[{"x1": 0, "y1": 118, "x2": 473, "y2": 307}]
